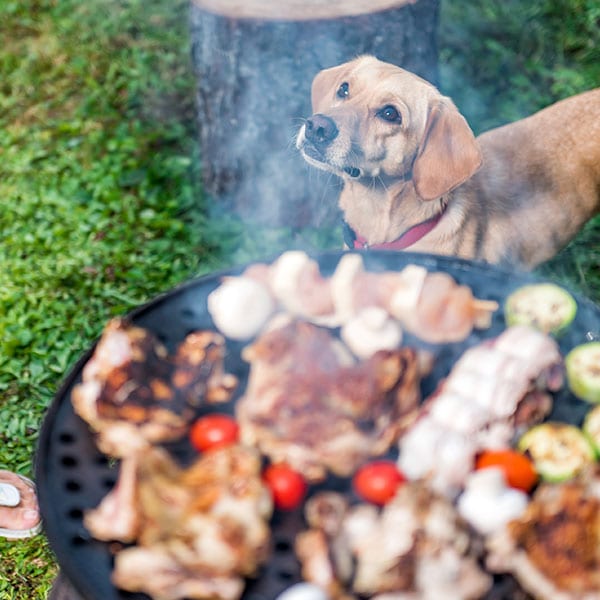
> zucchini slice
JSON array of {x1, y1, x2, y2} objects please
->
[
  {"x1": 504, "y1": 283, "x2": 577, "y2": 335},
  {"x1": 566, "y1": 342, "x2": 600, "y2": 403},
  {"x1": 518, "y1": 422, "x2": 596, "y2": 482},
  {"x1": 583, "y1": 404, "x2": 600, "y2": 457}
]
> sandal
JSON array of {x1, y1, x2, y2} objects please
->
[{"x1": 0, "y1": 470, "x2": 42, "y2": 539}]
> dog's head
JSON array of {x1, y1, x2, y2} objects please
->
[{"x1": 296, "y1": 55, "x2": 482, "y2": 201}]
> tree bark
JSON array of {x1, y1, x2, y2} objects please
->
[{"x1": 190, "y1": 0, "x2": 440, "y2": 227}]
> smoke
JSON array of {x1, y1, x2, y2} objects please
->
[{"x1": 189, "y1": 0, "x2": 440, "y2": 238}]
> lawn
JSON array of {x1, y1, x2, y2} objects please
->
[
  {"x1": 0, "y1": 0, "x2": 222, "y2": 595},
  {"x1": 439, "y1": 0, "x2": 600, "y2": 300},
  {"x1": 0, "y1": 0, "x2": 598, "y2": 597}
]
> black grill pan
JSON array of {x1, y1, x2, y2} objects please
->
[{"x1": 36, "y1": 251, "x2": 600, "y2": 600}]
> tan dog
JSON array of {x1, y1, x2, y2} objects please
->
[{"x1": 296, "y1": 55, "x2": 600, "y2": 269}]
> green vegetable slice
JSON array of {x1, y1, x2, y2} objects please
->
[
  {"x1": 566, "y1": 342, "x2": 600, "y2": 403},
  {"x1": 518, "y1": 422, "x2": 596, "y2": 482},
  {"x1": 504, "y1": 283, "x2": 577, "y2": 335},
  {"x1": 583, "y1": 405, "x2": 600, "y2": 457}
]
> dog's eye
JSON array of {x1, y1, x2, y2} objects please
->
[
  {"x1": 336, "y1": 82, "x2": 349, "y2": 99},
  {"x1": 377, "y1": 105, "x2": 402, "y2": 124}
]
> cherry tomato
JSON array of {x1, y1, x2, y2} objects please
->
[
  {"x1": 475, "y1": 449, "x2": 538, "y2": 492},
  {"x1": 189, "y1": 414, "x2": 239, "y2": 452},
  {"x1": 352, "y1": 461, "x2": 405, "y2": 505},
  {"x1": 263, "y1": 463, "x2": 308, "y2": 510}
]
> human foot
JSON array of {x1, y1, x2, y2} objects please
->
[{"x1": 0, "y1": 470, "x2": 41, "y2": 539}]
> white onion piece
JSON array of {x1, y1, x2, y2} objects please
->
[
  {"x1": 329, "y1": 253, "x2": 365, "y2": 321},
  {"x1": 269, "y1": 250, "x2": 313, "y2": 315},
  {"x1": 387, "y1": 264, "x2": 428, "y2": 321}
]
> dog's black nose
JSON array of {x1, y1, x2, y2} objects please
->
[{"x1": 305, "y1": 114, "x2": 338, "y2": 145}]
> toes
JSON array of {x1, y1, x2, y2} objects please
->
[
  {"x1": 0, "y1": 506, "x2": 40, "y2": 531},
  {"x1": 0, "y1": 470, "x2": 41, "y2": 537}
]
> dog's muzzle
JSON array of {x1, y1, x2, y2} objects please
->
[
  {"x1": 300, "y1": 115, "x2": 361, "y2": 178},
  {"x1": 301, "y1": 114, "x2": 338, "y2": 163},
  {"x1": 305, "y1": 114, "x2": 338, "y2": 146}
]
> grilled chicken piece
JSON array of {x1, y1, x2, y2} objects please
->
[
  {"x1": 107, "y1": 445, "x2": 273, "y2": 600},
  {"x1": 71, "y1": 318, "x2": 237, "y2": 456},
  {"x1": 486, "y1": 471, "x2": 600, "y2": 600},
  {"x1": 113, "y1": 546, "x2": 245, "y2": 600},
  {"x1": 84, "y1": 454, "x2": 140, "y2": 542},
  {"x1": 398, "y1": 325, "x2": 562, "y2": 497},
  {"x1": 296, "y1": 484, "x2": 491, "y2": 599},
  {"x1": 237, "y1": 320, "x2": 421, "y2": 481}
]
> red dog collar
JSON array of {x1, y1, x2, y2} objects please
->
[{"x1": 345, "y1": 211, "x2": 444, "y2": 250}]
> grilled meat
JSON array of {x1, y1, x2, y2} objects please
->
[
  {"x1": 112, "y1": 547, "x2": 245, "y2": 600},
  {"x1": 398, "y1": 325, "x2": 562, "y2": 497},
  {"x1": 237, "y1": 320, "x2": 421, "y2": 481},
  {"x1": 72, "y1": 318, "x2": 237, "y2": 456},
  {"x1": 296, "y1": 484, "x2": 492, "y2": 599},
  {"x1": 486, "y1": 471, "x2": 600, "y2": 599},
  {"x1": 109, "y1": 445, "x2": 273, "y2": 600},
  {"x1": 84, "y1": 454, "x2": 140, "y2": 543}
]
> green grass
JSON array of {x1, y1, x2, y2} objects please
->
[
  {"x1": 439, "y1": 0, "x2": 600, "y2": 132},
  {"x1": 0, "y1": 1, "x2": 334, "y2": 596},
  {"x1": 0, "y1": 0, "x2": 222, "y2": 596},
  {"x1": 0, "y1": 0, "x2": 599, "y2": 597}
]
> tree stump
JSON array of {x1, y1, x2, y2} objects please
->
[{"x1": 190, "y1": 0, "x2": 440, "y2": 227}]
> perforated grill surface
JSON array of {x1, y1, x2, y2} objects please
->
[{"x1": 36, "y1": 251, "x2": 600, "y2": 600}]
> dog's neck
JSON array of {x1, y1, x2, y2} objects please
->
[
  {"x1": 345, "y1": 211, "x2": 445, "y2": 250},
  {"x1": 339, "y1": 177, "x2": 446, "y2": 247}
]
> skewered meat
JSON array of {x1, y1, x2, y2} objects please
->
[
  {"x1": 206, "y1": 251, "x2": 498, "y2": 348},
  {"x1": 398, "y1": 325, "x2": 562, "y2": 497},
  {"x1": 331, "y1": 255, "x2": 498, "y2": 343},
  {"x1": 486, "y1": 470, "x2": 600, "y2": 599},
  {"x1": 296, "y1": 484, "x2": 492, "y2": 599},
  {"x1": 71, "y1": 318, "x2": 237, "y2": 456},
  {"x1": 108, "y1": 445, "x2": 273, "y2": 600},
  {"x1": 237, "y1": 319, "x2": 421, "y2": 481},
  {"x1": 269, "y1": 250, "x2": 337, "y2": 322}
]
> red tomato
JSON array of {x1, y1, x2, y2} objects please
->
[
  {"x1": 475, "y1": 449, "x2": 538, "y2": 492},
  {"x1": 263, "y1": 463, "x2": 308, "y2": 510},
  {"x1": 353, "y1": 461, "x2": 405, "y2": 505},
  {"x1": 189, "y1": 414, "x2": 239, "y2": 452}
]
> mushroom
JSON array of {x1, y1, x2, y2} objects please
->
[
  {"x1": 207, "y1": 277, "x2": 276, "y2": 340},
  {"x1": 457, "y1": 467, "x2": 528, "y2": 536},
  {"x1": 340, "y1": 306, "x2": 403, "y2": 359},
  {"x1": 275, "y1": 583, "x2": 330, "y2": 600}
]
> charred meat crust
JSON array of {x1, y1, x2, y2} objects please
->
[{"x1": 237, "y1": 320, "x2": 422, "y2": 482}]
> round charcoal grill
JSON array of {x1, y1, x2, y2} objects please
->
[{"x1": 36, "y1": 251, "x2": 600, "y2": 600}]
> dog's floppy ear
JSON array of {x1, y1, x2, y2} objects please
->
[{"x1": 413, "y1": 99, "x2": 482, "y2": 201}]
